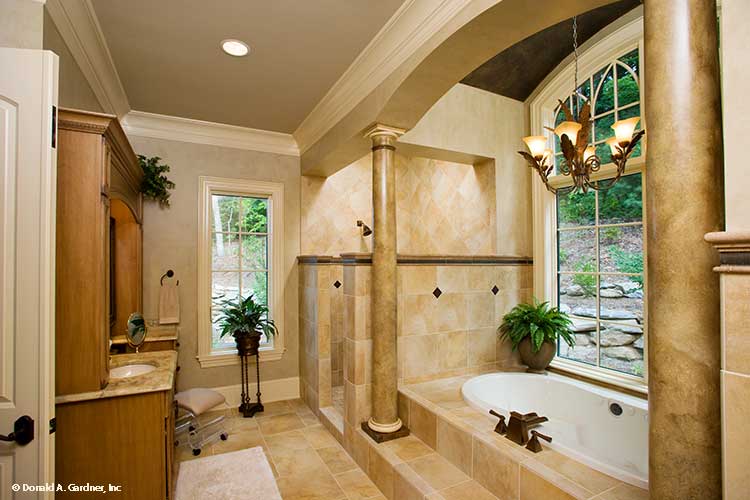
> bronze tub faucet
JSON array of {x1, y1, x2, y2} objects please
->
[{"x1": 490, "y1": 410, "x2": 550, "y2": 448}]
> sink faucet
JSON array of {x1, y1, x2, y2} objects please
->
[{"x1": 504, "y1": 411, "x2": 548, "y2": 446}]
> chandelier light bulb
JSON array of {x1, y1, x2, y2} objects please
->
[
  {"x1": 554, "y1": 121, "x2": 582, "y2": 146},
  {"x1": 584, "y1": 145, "x2": 596, "y2": 163},
  {"x1": 606, "y1": 137, "x2": 621, "y2": 157},
  {"x1": 523, "y1": 136, "x2": 548, "y2": 159},
  {"x1": 612, "y1": 117, "x2": 640, "y2": 146}
]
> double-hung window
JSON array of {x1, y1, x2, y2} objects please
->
[{"x1": 197, "y1": 177, "x2": 285, "y2": 367}]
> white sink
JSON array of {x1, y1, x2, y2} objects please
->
[{"x1": 110, "y1": 363, "x2": 156, "y2": 379}]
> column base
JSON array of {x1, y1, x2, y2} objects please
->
[{"x1": 361, "y1": 421, "x2": 410, "y2": 443}]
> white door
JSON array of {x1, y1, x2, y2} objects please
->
[{"x1": 0, "y1": 48, "x2": 58, "y2": 499}]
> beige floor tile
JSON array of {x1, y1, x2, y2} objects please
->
[
  {"x1": 301, "y1": 412, "x2": 321, "y2": 426},
  {"x1": 277, "y1": 469, "x2": 347, "y2": 500},
  {"x1": 334, "y1": 469, "x2": 381, "y2": 500},
  {"x1": 258, "y1": 412, "x2": 306, "y2": 435},
  {"x1": 472, "y1": 435, "x2": 520, "y2": 499},
  {"x1": 534, "y1": 449, "x2": 620, "y2": 495},
  {"x1": 407, "y1": 453, "x2": 469, "y2": 491},
  {"x1": 519, "y1": 465, "x2": 589, "y2": 500},
  {"x1": 427, "y1": 480, "x2": 499, "y2": 500},
  {"x1": 227, "y1": 414, "x2": 260, "y2": 432},
  {"x1": 593, "y1": 483, "x2": 649, "y2": 500},
  {"x1": 436, "y1": 417, "x2": 472, "y2": 474},
  {"x1": 175, "y1": 444, "x2": 210, "y2": 462},
  {"x1": 209, "y1": 428, "x2": 265, "y2": 456},
  {"x1": 318, "y1": 445, "x2": 358, "y2": 474},
  {"x1": 410, "y1": 400, "x2": 438, "y2": 448},
  {"x1": 264, "y1": 429, "x2": 312, "y2": 456},
  {"x1": 258, "y1": 400, "x2": 293, "y2": 417},
  {"x1": 368, "y1": 446, "x2": 395, "y2": 499},
  {"x1": 383, "y1": 435, "x2": 434, "y2": 462},
  {"x1": 395, "y1": 462, "x2": 436, "y2": 500},
  {"x1": 304, "y1": 424, "x2": 341, "y2": 449},
  {"x1": 275, "y1": 447, "x2": 329, "y2": 478}
]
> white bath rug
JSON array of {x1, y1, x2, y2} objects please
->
[{"x1": 175, "y1": 446, "x2": 282, "y2": 500}]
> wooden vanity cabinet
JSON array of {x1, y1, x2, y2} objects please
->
[
  {"x1": 56, "y1": 388, "x2": 176, "y2": 499},
  {"x1": 55, "y1": 109, "x2": 143, "y2": 396}
]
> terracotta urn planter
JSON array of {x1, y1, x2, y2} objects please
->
[
  {"x1": 235, "y1": 332, "x2": 261, "y2": 356},
  {"x1": 518, "y1": 338, "x2": 556, "y2": 373}
]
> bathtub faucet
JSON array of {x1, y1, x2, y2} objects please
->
[{"x1": 504, "y1": 411, "x2": 548, "y2": 446}]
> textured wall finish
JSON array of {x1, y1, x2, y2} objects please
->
[
  {"x1": 42, "y1": 10, "x2": 103, "y2": 113},
  {"x1": 301, "y1": 153, "x2": 496, "y2": 256},
  {"x1": 720, "y1": 0, "x2": 750, "y2": 231},
  {"x1": 0, "y1": 0, "x2": 43, "y2": 49},
  {"x1": 644, "y1": 0, "x2": 723, "y2": 497},
  {"x1": 128, "y1": 135, "x2": 301, "y2": 392}
]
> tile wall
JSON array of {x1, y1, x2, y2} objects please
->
[{"x1": 301, "y1": 154, "x2": 496, "y2": 257}]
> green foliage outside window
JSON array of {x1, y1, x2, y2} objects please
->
[
  {"x1": 608, "y1": 246, "x2": 644, "y2": 287},
  {"x1": 572, "y1": 260, "x2": 597, "y2": 297}
]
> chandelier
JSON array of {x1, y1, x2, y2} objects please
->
[{"x1": 519, "y1": 17, "x2": 645, "y2": 194}]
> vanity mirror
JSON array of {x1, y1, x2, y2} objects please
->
[{"x1": 127, "y1": 313, "x2": 147, "y2": 352}]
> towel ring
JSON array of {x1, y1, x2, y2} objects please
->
[{"x1": 160, "y1": 269, "x2": 179, "y2": 286}]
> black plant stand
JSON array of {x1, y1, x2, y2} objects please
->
[{"x1": 239, "y1": 350, "x2": 264, "y2": 418}]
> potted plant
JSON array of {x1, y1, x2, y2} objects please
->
[
  {"x1": 214, "y1": 294, "x2": 277, "y2": 356},
  {"x1": 498, "y1": 300, "x2": 575, "y2": 373},
  {"x1": 138, "y1": 155, "x2": 175, "y2": 207}
]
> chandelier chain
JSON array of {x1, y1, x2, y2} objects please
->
[{"x1": 573, "y1": 16, "x2": 579, "y2": 108}]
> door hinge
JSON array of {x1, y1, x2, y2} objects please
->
[{"x1": 49, "y1": 417, "x2": 56, "y2": 435}]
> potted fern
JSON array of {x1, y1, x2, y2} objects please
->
[
  {"x1": 498, "y1": 300, "x2": 575, "y2": 373},
  {"x1": 214, "y1": 294, "x2": 277, "y2": 356}
]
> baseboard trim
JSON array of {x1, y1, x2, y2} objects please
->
[{"x1": 211, "y1": 377, "x2": 300, "y2": 406}]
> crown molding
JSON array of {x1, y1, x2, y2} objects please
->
[
  {"x1": 293, "y1": 0, "x2": 474, "y2": 154},
  {"x1": 45, "y1": 0, "x2": 130, "y2": 117},
  {"x1": 122, "y1": 110, "x2": 300, "y2": 157}
]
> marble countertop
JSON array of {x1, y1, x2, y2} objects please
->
[{"x1": 56, "y1": 350, "x2": 178, "y2": 404}]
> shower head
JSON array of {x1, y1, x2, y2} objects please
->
[{"x1": 357, "y1": 220, "x2": 372, "y2": 237}]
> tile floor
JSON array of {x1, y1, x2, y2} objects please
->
[{"x1": 175, "y1": 399, "x2": 384, "y2": 500}]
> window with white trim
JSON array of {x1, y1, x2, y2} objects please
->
[
  {"x1": 531, "y1": 14, "x2": 647, "y2": 391},
  {"x1": 198, "y1": 177, "x2": 285, "y2": 368}
]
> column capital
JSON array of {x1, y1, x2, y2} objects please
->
[{"x1": 363, "y1": 123, "x2": 406, "y2": 140}]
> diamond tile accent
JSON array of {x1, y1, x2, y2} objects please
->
[
  {"x1": 491, "y1": 285, "x2": 499, "y2": 295},
  {"x1": 433, "y1": 287, "x2": 442, "y2": 299},
  {"x1": 333, "y1": 280, "x2": 341, "y2": 289}
]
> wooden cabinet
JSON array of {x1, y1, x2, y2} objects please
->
[
  {"x1": 56, "y1": 389, "x2": 176, "y2": 499},
  {"x1": 55, "y1": 109, "x2": 142, "y2": 396}
]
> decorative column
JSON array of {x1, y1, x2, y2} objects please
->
[
  {"x1": 644, "y1": 1, "x2": 723, "y2": 498},
  {"x1": 362, "y1": 124, "x2": 409, "y2": 442}
]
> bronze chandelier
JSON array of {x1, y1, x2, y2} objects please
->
[{"x1": 518, "y1": 16, "x2": 645, "y2": 194}]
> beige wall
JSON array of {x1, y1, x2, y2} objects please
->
[
  {"x1": 721, "y1": 0, "x2": 749, "y2": 231},
  {"x1": 302, "y1": 153, "x2": 496, "y2": 256},
  {"x1": 401, "y1": 84, "x2": 531, "y2": 257},
  {"x1": 42, "y1": 9, "x2": 103, "y2": 113},
  {"x1": 0, "y1": 0, "x2": 43, "y2": 49},
  {"x1": 127, "y1": 135, "x2": 300, "y2": 391}
]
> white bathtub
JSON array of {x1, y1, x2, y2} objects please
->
[{"x1": 461, "y1": 372, "x2": 648, "y2": 489}]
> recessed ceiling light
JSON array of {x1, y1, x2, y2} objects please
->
[{"x1": 221, "y1": 39, "x2": 249, "y2": 57}]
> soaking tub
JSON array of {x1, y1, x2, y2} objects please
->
[{"x1": 461, "y1": 372, "x2": 648, "y2": 488}]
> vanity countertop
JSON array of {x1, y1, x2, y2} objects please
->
[{"x1": 55, "y1": 350, "x2": 178, "y2": 404}]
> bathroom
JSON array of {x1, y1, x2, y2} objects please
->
[{"x1": 1, "y1": 0, "x2": 747, "y2": 499}]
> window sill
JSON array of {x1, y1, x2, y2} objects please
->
[
  {"x1": 549, "y1": 358, "x2": 648, "y2": 398},
  {"x1": 197, "y1": 348, "x2": 285, "y2": 368}
]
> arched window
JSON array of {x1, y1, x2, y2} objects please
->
[
  {"x1": 553, "y1": 48, "x2": 642, "y2": 172},
  {"x1": 530, "y1": 13, "x2": 647, "y2": 392}
]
